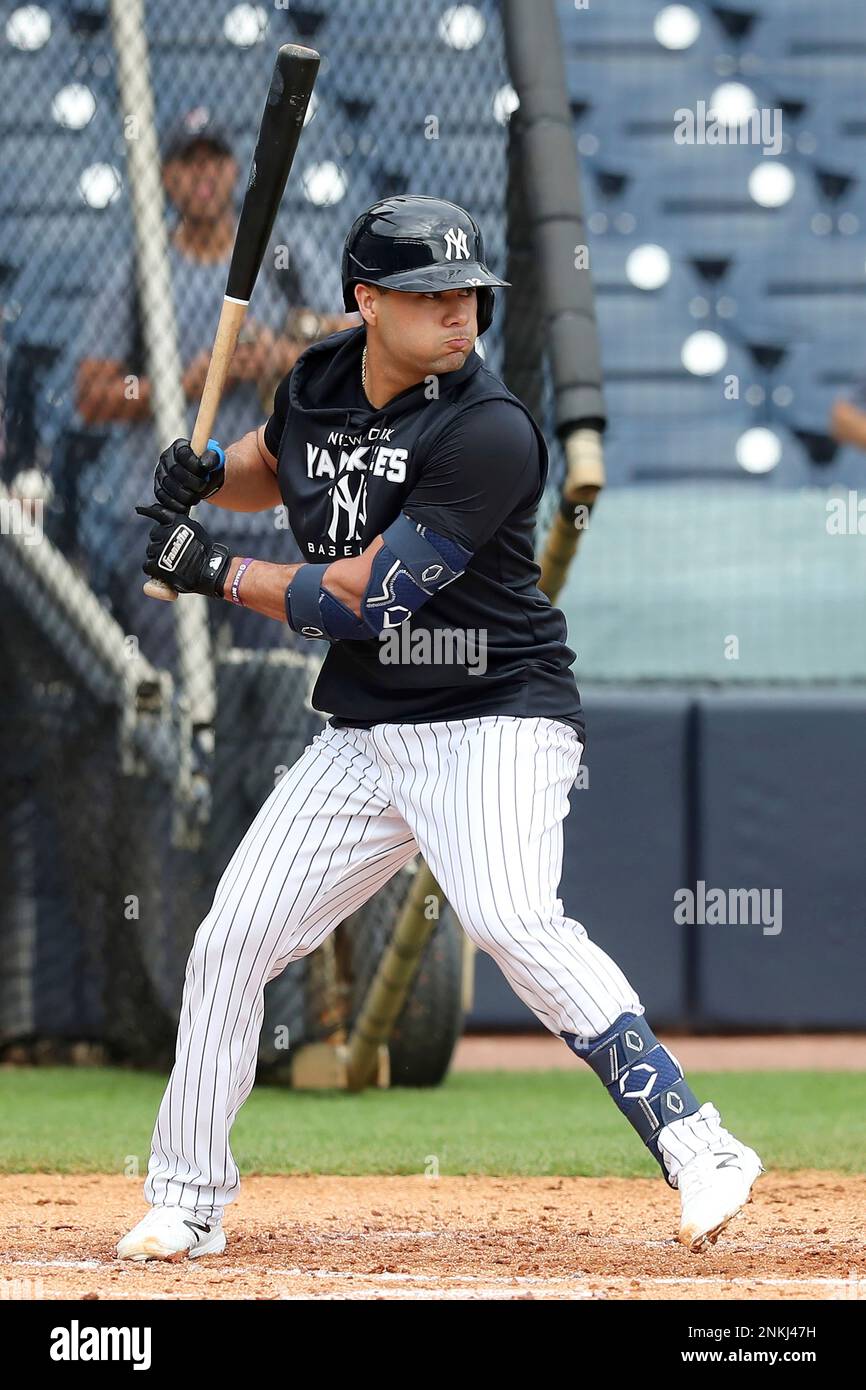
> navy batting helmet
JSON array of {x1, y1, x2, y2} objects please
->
[{"x1": 341, "y1": 194, "x2": 509, "y2": 335}]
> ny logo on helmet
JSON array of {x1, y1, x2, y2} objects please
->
[{"x1": 444, "y1": 226, "x2": 470, "y2": 261}]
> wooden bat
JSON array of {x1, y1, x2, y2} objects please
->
[{"x1": 145, "y1": 42, "x2": 320, "y2": 600}]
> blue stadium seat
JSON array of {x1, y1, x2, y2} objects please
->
[
  {"x1": 560, "y1": 4, "x2": 718, "y2": 92},
  {"x1": 0, "y1": 138, "x2": 124, "y2": 214},
  {"x1": 346, "y1": 0, "x2": 500, "y2": 39},
  {"x1": 0, "y1": 208, "x2": 113, "y2": 276},
  {"x1": 635, "y1": 149, "x2": 813, "y2": 259},
  {"x1": 356, "y1": 78, "x2": 506, "y2": 136},
  {"x1": 6, "y1": 238, "x2": 102, "y2": 350},
  {"x1": 596, "y1": 300, "x2": 751, "y2": 422},
  {"x1": 727, "y1": 239, "x2": 866, "y2": 340},
  {"x1": 396, "y1": 135, "x2": 506, "y2": 205},
  {"x1": 798, "y1": 97, "x2": 866, "y2": 230},
  {"x1": 557, "y1": 0, "x2": 665, "y2": 45},
  {"x1": 144, "y1": 0, "x2": 255, "y2": 45},
  {"x1": 585, "y1": 76, "x2": 790, "y2": 169},
  {"x1": 779, "y1": 337, "x2": 866, "y2": 435},
  {"x1": 589, "y1": 240, "x2": 713, "y2": 301},
  {"x1": 748, "y1": 0, "x2": 866, "y2": 63},
  {"x1": 603, "y1": 417, "x2": 745, "y2": 485},
  {"x1": 3, "y1": 50, "x2": 73, "y2": 131},
  {"x1": 149, "y1": 46, "x2": 277, "y2": 129},
  {"x1": 604, "y1": 416, "x2": 815, "y2": 487}
]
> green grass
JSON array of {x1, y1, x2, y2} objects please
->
[{"x1": 0, "y1": 1068, "x2": 864, "y2": 1178}]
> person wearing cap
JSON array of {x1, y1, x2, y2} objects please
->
[
  {"x1": 75, "y1": 105, "x2": 350, "y2": 656},
  {"x1": 120, "y1": 196, "x2": 762, "y2": 1263}
]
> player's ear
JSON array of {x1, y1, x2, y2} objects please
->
[{"x1": 354, "y1": 283, "x2": 377, "y2": 325}]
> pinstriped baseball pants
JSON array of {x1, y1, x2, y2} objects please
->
[{"x1": 144, "y1": 715, "x2": 643, "y2": 1216}]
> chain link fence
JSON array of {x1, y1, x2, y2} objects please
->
[
  {"x1": 0, "y1": 0, "x2": 514, "y2": 1073},
  {"x1": 6, "y1": 0, "x2": 861, "y2": 1064}
]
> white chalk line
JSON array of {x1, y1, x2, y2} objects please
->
[{"x1": 1, "y1": 1258, "x2": 862, "y2": 1295}]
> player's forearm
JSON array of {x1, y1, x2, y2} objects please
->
[
  {"x1": 321, "y1": 538, "x2": 384, "y2": 615},
  {"x1": 219, "y1": 544, "x2": 380, "y2": 629},
  {"x1": 221, "y1": 556, "x2": 303, "y2": 622},
  {"x1": 830, "y1": 398, "x2": 866, "y2": 450},
  {"x1": 206, "y1": 427, "x2": 282, "y2": 513}
]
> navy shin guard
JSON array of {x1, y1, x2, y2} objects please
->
[{"x1": 562, "y1": 1014, "x2": 701, "y2": 1183}]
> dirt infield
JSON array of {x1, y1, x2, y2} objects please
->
[
  {"x1": 453, "y1": 1033, "x2": 866, "y2": 1071},
  {"x1": 1, "y1": 1171, "x2": 864, "y2": 1301}
]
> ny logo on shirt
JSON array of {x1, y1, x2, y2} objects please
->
[
  {"x1": 306, "y1": 439, "x2": 409, "y2": 548},
  {"x1": 328, "y1": 471, "x2": 367, "y2": 544}
]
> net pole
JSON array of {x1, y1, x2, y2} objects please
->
[
  {"x1": 107, "y1": 0, "x2": 216, "y2": 727},
  {"x1": 501, "y1": 0, "x2": 607, "y2": 601}
]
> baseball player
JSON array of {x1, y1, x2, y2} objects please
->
[{"x1": 119, "y1": 196, "x2": 762, "y2": 1262}]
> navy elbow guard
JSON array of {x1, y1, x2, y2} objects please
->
[{"x1": 285, "y1": 513, "x2": 471, "y2": 641}]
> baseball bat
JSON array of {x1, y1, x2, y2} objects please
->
[{"x1": 145, "y1": 43, "x2": 320, "y2": 600}]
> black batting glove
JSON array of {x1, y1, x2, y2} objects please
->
[
  {"x1": 136, "y1": 503, "x2": 231, "y2": 598},
  {"x1": 153, "y1": 437, "x2": 226, "y2": 514}
]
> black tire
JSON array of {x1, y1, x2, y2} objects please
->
[{"x1": 348, "y1": 875, "x2": 464, "y2": 1087}]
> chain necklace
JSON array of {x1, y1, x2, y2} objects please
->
[{"x1": 361, "y1": 344, "x2": 368, "y2": 393}]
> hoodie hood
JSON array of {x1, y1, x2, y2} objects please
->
[{"x1": 288, "y1": 324, "x2": 485, "y2": 429}]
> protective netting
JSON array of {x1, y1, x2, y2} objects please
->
[
  {"x1": 4, "y1": 0, "x2": 866, "y2": 1060},
  {"x1": 0, "y1": 0, "x2": 506, "y2": 1065}
]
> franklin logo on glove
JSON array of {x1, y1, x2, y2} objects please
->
[
  {"x1": 159, "y1": 523, "x2": 195, "y2": 572},
  {"x1": 135, "y1": 502, "x2": 231, "y2": 598}
]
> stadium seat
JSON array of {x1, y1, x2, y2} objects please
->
[
  {"x1": 3, "y1": 49, "x2": 78, "y2": 130},
  {"x1": 143, "y1": 0, "x2": 255, "y2": 45},
  {"x1": 727, "y1": 239, "x2": 866, "y2": 340},
  {"x1": 148, "y1": 46, "x2": 278, "y2": 130},
  {"x1": 635, "y1": 150, "x2": 814, "y2": 260},
  {"x1": 396, "y1": 135, "x2": 506, "y2": 206},
  {"x1": 748, "y1": 1, "x2": 866, "y2": 82},
  {"x1": 560, "y1": 3, "x2": 719, "y2": 96},
  {"x1": 586, "y1": 76, "x2": 791, "y2": 169},
  {"x1": 603, "y1": 417, "x2": 746, "y2": 485},
  {"x1": 596, "y1": 298, "x2": 752, "y2": 423},
  {"x1": 0, "y1": 133, "x2": 125, "y2": 214},
  {"x1": 778, "y1": 337, "x2": 866, "y2": 435},
  {"x1": 603, "y1": 416, "x2": 815, "y2": 487}
]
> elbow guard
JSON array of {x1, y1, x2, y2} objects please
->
[{"x1": 285, "y1": 513, "x2": 471, "y2": 641}]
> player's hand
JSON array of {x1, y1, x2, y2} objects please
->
[
  {"x1": 153, "y1": 438, "x2": 225, "y2": 513},
  {"x1": 136, "y1": 503, "x2": 231, "y2": 597}
]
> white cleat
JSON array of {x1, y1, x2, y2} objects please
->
[
  {"x1": 678, "y1": 1137, "x2": 764, "y2": 1253},
  {"x1": 116, "y1": 1206, "x2": 226, "y2": 1262}
]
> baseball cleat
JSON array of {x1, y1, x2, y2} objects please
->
[
  {"x1": 116, "y1": 1206, "x2": 226, "y2": 1262},
  {"x1": 677, "y1": 1138, "x2": 764, "y2": 1253}
]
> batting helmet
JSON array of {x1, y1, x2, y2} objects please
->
[{"x1": 341, "y1": 194, "x2": 509, "y2": 335}]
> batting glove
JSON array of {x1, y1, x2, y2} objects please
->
[
  {"x1": 153, "y1": 437, "x2": 225, "y2": 513},
  {"x1": 136, "y1": 503, "x2": 231, "y2": 597}
]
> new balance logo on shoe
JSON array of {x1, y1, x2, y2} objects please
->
[{"x1": 182, "y1": 1219, "x2": 212, "y2": 1243}]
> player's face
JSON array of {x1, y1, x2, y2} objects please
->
[
  {"x1": 373, "y1": 287, "x2": 478, "y2": 375},
  {"x1": 163, "y1": 144, "x2": 238, "y2": 224}
]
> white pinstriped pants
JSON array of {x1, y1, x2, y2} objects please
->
[{"x1": 144, "y1": 716, "x2": 643, "y2": 1215}]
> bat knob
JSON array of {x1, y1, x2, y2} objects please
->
[{"x1": 143, "y1": 578, "x2": 179, "y2": 602}]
